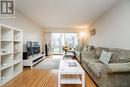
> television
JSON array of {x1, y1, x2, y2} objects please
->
[{"x1": 27, "y1": 41, "x2": 40, "y2": 56}]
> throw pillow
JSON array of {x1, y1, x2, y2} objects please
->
[{"x1": 99, "y1": 50, "x2": 112, "y2": 64}]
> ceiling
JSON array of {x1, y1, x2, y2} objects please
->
[{"x1": 16, "y1": 0, "x2": 120, "y2": 28}]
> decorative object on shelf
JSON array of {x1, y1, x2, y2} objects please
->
[
  {"x1": 90, "y1": 29, "x2": 96, "y2": 36},
  {"x1": 14, "y1": 43, "x2": 20, "y2": 52}
]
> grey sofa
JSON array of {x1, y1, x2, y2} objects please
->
[{"x1": 81, "y1": 46, "x2": 130, "y2": 87}]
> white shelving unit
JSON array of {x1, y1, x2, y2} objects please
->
[{"x1": 0, "y1": 24, "x2": 23, "y2": 86}]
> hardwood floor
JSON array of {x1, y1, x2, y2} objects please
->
[{"x1": 2, "y1": 56, "x2": 97, "y2": 87}]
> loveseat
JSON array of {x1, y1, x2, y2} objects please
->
[{"x1": 81, "y1": 46, "x2": 130, "y2": 87}]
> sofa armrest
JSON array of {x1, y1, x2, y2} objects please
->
[{"x1": 103, "y1": 62, "x2": 130, "y2": 73}]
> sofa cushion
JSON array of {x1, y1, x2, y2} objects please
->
[
  {"x1": 99, "y1": 50, "x2": 112, "y2": 64},
  {"x1": 117, "y1": 49, "x2": 128, "y2": 59},
  {"x1": 125, "y1": 50, "x2": 130, "y2": 58},
  {"x1": 114, "y1": 58, "x2": 130, "y2": 63},
  {"x1": 110, "y1": 48, "x2": 130, "y2": 63},
  {"x1": 84, "y1": 50, "x2": 97, "y2": 58},
  {"x1": 104, "y1": 62, "x2": 130, "y2": 73},
  {"x1": 110, "y1": 57, "x2": 130, "y2": 63},
  {"x1": 82, "y1": 58, "x2": 103, "y2": 78},
  {"x1": 82, "y1": 58, "x2": 99, "y2": 66},
  {"x1": 88, "y1": 62, "x2": 103, "y2": 78}
]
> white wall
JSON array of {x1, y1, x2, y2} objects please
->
[
  {"x1": 0, "y1": 10, "x2": 44, "y2": 51},
  {"x1": 89, "y1": 0, "x2": 130, "y2": 50}
]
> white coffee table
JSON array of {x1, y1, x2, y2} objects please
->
[{"x1": 58, "y1": 59, "x2": 85, "y2": 87}]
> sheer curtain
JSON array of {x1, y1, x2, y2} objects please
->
[{"x1": 44, "y1": 32, "x2": 79, "y2": 55}]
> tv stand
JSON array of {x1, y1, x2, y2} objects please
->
[{"x1": 23, "y1": 53, "x2": 45, "y2": 68}]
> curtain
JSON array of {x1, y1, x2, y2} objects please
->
[{"x1": 44, "y1": 32, "x2": 79, "y2": 55}]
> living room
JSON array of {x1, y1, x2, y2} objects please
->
[{"x1": 0, "y1": 0, "x2": 130, "y2": 87}]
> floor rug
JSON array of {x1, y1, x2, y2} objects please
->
[{"x1": 35, "y1": 57, "x2": 61, "y2": 70}]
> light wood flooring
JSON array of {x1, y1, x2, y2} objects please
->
[{"x1": 2, "y1": 55, "x2": 97, "y2": 87}]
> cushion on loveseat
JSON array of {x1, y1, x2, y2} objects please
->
[
  {"x1": 109, "y1": 48, "x2": 130, "y2": 63},
  {"x1": 82, "y1": 50, "x2": 97, "y2": 58},
  {"x1": 82, "y1": 58, "x2": 103, "y2": 78},
  {"x1": 82, "y1": 58, "x2": 99, "y2": 66},
  {"x1": 104, "y1": 62, "x2": 130, "y2": 73},
  {"x1": 88, "y1": 62, "x2": 103, "y2": 78}
]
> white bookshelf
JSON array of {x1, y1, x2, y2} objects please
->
[{"x1": 0, "y1": 24, "x2": 23, "y2": 86}]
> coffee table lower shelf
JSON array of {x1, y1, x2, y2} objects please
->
[{"x1": 60, "y1": 76, "x2": 82, "y2": 84}]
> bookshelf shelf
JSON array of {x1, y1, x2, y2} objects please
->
[
  {"x1": 1, "y1": 26, "x2": 13, "y2": 41},
  {"x1": 14, "y1": 63, "x2": 22, "y2": 75},
  {"x1": 0, "y1": 25, "x2": 23, "y2": 86},
  {"x1": 14, "y1": 42, "x2": 22, "y2": 52},
  {"x1": 1, "y1": 54, "x2": 13, "y2": 68}
]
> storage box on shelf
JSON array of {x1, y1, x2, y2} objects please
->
[{"x1": 0, "y1": 24, "x2": 23, "y2": 86}]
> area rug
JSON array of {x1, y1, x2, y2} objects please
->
[{"x1": 35, "y1": 57, "x2": 61, "y2": 70}]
